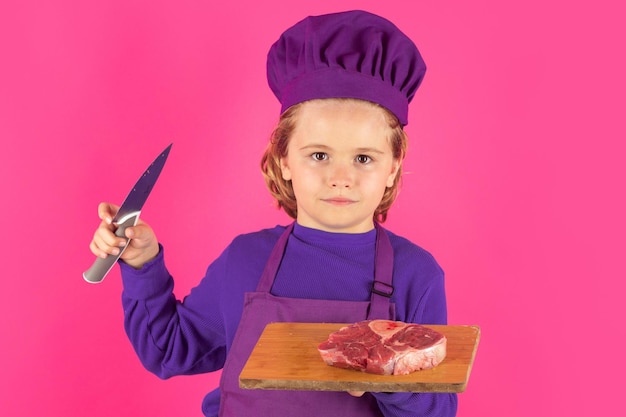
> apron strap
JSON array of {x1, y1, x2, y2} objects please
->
[
  {"x1": 367, "y1": 223, "x2": 394, "y2": 320},
  {"x1": 256, "y1": 222, "x2": 394, "y2": 320},
  {"x1": 256, "y1": 223, "x2": 294, "y2": 292}
]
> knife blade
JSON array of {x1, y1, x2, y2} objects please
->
[{"x1": 83, "y1": 143, "x2": 172, "y2": 283}]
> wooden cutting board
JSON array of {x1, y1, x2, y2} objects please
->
[{"x1": 239, "y1": 322, "x2": 480, "y2": 393}]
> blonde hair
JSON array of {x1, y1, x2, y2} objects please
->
[{"x1": 260, "y1": 99, "x2": 408, "y2": 223}]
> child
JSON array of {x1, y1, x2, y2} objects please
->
[{"x1": 89, "y1": 10, "x2": 458, "y2": 417}]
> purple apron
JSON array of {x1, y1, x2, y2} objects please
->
[{"x1": 218, "y1": 223, "x2": 396, "y2": 417}]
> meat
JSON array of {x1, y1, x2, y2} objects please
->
[{"x1": 317, "y1": 320, "x2": 446, "y2": 375}]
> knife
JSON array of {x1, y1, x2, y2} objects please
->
[{"x1": 83, "y1": 143, "x2": 173, "y2": 283}]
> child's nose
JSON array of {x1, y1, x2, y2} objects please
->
[{"x1": 329, "y1": 164, "x2": 353, "y2": 188}]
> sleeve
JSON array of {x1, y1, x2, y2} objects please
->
[
  {"x1": 370, "y1": 247, "x2": 458, "y2": 416},
  {"x1": 120, "y1": 245, "x2": 229, "y2": 379},
  {"x1": 372, "y1": 392, "x2": 457, "y2": 417}
]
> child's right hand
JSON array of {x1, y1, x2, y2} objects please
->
[{"x1": 89, "y1": 202, "x2": 160, "y2": 269}]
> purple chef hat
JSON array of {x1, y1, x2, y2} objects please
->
[{"x1": 267, "y1": 10, "x2": 426, "y2": 126}]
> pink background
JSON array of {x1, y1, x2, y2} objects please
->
[{"x1": 1, "y1": 0, "x2": 624, "y2": 416}]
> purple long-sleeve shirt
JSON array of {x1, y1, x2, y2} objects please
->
[{"x1": 120, "y1": 223, "x2": 457, "y2": 416}]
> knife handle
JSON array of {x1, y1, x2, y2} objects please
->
[{"x1": 83, "y1": 213, "x2": 140, "y2": 284}]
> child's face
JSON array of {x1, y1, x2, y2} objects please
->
[{"x1": 280, "y1": 99, "x2": 400, "y2": 233}]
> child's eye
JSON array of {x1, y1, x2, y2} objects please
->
[
  {"x1": 311, "y1": 152, "x2": 328, "y2": 161},
  {"x1": 356, "y1": 155, "x2": 372, "y2": 164}
]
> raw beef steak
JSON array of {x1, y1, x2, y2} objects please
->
[{"x1": 317, "y1": 320, "x2": 446, "y2": 375}]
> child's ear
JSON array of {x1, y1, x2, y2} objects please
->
[
  {"x1": 386, "y1": 160, "x2": 401, "y2": 188},
  {"x1": 280, "y1": 158, "x2": 292, "y2": 181}
]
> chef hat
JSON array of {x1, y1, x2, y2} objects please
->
[{"x1": 267, "y1": 10, "x2": 426, "y2": 126}]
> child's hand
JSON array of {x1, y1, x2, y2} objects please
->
[{"x1": 89, "y1": 202, "x2": 160, "y2": 269}]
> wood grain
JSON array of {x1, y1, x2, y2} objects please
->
[{"x1": 239, "y1": 322, "x2": 480, "y2": 393}]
